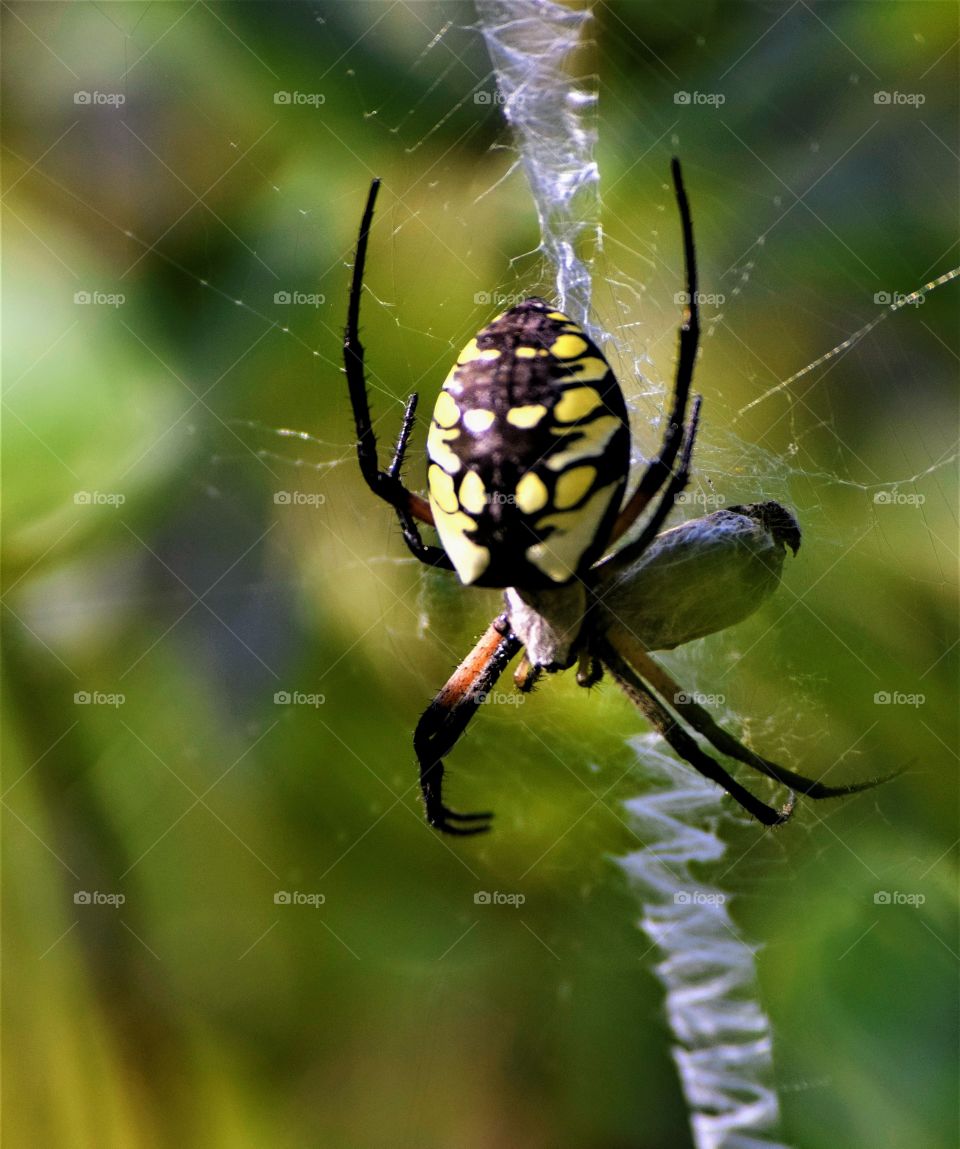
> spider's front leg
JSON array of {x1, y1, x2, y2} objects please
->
[
  {"x1": 609, "y1": 157, "x2": 701, "y2": 548},
  {"x1": 413, "y1": 615, "x2": 522, "y2": 834},
  {"x1": 343, "y1": 178, "x2": 453, "y2": 571}
]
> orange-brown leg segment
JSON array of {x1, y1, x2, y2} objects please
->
[{"x1": 413, "y1": 616, "x2": 522, "y2": 834}]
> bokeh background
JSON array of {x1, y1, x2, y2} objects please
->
[{"x1": 3, "y1": 3, "x2": 957, "y2": 1147}]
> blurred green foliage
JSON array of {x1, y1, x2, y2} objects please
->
[{"x1": 3, "y1": 3, "x2": 957, "y2": 1147}]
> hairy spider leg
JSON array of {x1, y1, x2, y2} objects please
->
[
  {"x1": 413, "y1": 617, "x2": 523, "y2": 834},
  {"x1": 609, "y1": 158, "x2": 701, "y2": 547},
  {"x1": 597, "y1": 636, "x2": 797, "y2": 826},
  {"x1": 343, "y1": 177, "x2": 453, "y2": 570},
  {"x1": 607, "y1": 628, "x2": 898, "y2": 799},
  {"x1": 600, "y1": 397, "x2": 702, "y2": 585}
]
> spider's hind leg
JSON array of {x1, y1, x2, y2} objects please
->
[
  {"x1": 609, "y1": 629, "x2": 898, "y2": 801},
  {"x1": 597, "y1": 636, "x2": 796, "y2": 827},
  {"x1": 413, "y1": 616, "x2": 522, "y2": 835}
]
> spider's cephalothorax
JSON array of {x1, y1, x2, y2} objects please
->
[
  {"x1": 426, "y1": 299, "x2": 629, "y2": 589},
  {"x1": 340, "y1": 161, "x2": 892, "y2": 835}
]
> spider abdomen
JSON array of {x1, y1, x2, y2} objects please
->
[{"x1": 427, "y1": 298, "x2": 630, "y2": 588}]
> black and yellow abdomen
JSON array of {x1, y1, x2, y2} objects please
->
[{"x1": 426, "y1": 298, "x2": 630, "y2": 588}]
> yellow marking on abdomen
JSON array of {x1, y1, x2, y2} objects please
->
[
  {"x1": 565, "y1": 356, "x2": 609, "y2": 383},
  {"x1": 554, "y1": 386, "x2": 604, "y2": 423},
  {"x1": 515, "y1": 471, "x2": 549, "y2": 514},
  {"x1": 554, "y1": 465, "x2": 597, "y2": 509},
  {"x1": 526, "y1": 480, "x2": 620, "y2": 582},
  {"x1": 547, "y1": 415, "x2": 622, "y2": 471},
  {"x1": 432, "y1": 390, "x2": 460, "y2": 428},
  {"x1": 458, "y1": 338, "x2": 501, "y2": 364},
  {"x1": 463, "y1": 408, "x2": 496, "y2": 433},
  {"x1": 432, "y1": 505, "x2": 490, "y2": 585},
  {"x1": 427, "y1": 423, "x2": 462, "y2": 474},
  {"x1": 458, "y1": 470, "x2": 488, "y2": 514},
  {"x1": 428, "y1": 465, "x2": 459, "y2": 513},
  {"x1": 550, "y1": 333, "x2": 589, "y2": 359},
  {"x1": 506, "y1": 404, "x2": 548, "y2": 429}
]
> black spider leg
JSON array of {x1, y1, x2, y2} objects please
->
[
  {"x1": 596, "y1": 636, "x2": 796, "y2": 827},
  {"x1": 609, "y1": 157, "x2": 701, "y2": 546},
  {"x1": 343, "y1": 177, "x2": 453, "y2": 571},
  {"x1": 413, "y1": 616, "x2": 523, "y2": 835},
  {"x1": 586, "y1": 399, "x2": 701, "y2": 621},
  {"x1": 605, "y1": 396, "x2": 701, "y2": 579},
  {"x1": 612, "y1": 636, "x2": 899, "y2": 799},
  {"x1": 384, "y1": 391, "x2": 454, "y2": 567}
]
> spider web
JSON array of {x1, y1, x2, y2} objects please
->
[
  {"x1": 221, "y1": 6, "x2": 955, "y2": 1145},
  {"x1": 477, "y1": 4, "x2": 788, "y2": 1145},
  {"x1": 9, "y1": 3, "x2": 952, "y2": 1146},
  {"x1": 325, "y1": 5, "x2": 956, "y2": 1148}
]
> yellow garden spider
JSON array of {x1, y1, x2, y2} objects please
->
[{"x1": 342, "y1": 160, "x2": 887, "y2": 835}]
